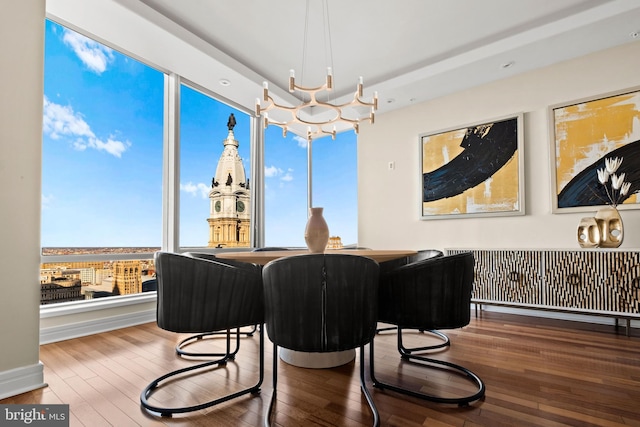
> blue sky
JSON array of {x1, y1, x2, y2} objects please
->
[{"x1": 41, "y1": 20, "x2": 357, "y2": 249}]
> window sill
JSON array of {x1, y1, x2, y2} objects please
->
[{"x1": 40, "y1": 292, "x2": 157, "y2": 319}]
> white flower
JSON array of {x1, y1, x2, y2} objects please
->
[
  {"x1": 605, "y1": 157, "x2": 623, "y2": 174},
  {"x1": 621, "y1": 182, "x2": 631, "y2": 196},
  {"x1": 611, "y1": 173, "x2": 625, "y2": 190},
  {"x1": 596, "y1": 156, "x2": 632, "y2": 207},
  {"x1": 597, "y1": 168, "x2": 609, "y2": 184}
]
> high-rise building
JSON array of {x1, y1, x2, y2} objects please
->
[
  {"x1": 207, "y1": 114, "x2": 251, "y2": 247},
  {"x1": 112, "y1": 260, "x2": 142, "y2": 295}
]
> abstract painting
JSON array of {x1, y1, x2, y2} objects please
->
[
  {"x1": 420, "y1": 114, "x2": 524, "y2": 219},
  {"x1": 550, "y1": 86, "x2": 640, "y2": 212}
]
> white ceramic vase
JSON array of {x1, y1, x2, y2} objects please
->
[{"x1": 304, "y1": 207, "x2": 329, "y2": 253}]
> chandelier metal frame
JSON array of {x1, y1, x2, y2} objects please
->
[{"x1": 256, "y1": 69, "x2": 377, "y2": 141}]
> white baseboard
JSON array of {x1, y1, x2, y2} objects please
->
[
  {"x1": 39, "y1": 309, "x2": 156, "y2": 344},
  {"x1": 0, "y1": 362, "x2": 46, "y2": 400},
  {"x1": 474, "y1": 303, "x2": 640, "y2": 329}
]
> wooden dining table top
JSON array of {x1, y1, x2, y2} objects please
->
[{"x1": 214, "y1": 249, "x2": 417, "y2": 265}]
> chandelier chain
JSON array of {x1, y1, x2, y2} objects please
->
[{"x1": 255, "y1": 0, "x2": 377, "y2": 141}]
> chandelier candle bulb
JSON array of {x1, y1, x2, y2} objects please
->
[{"x1": 289, "y1": 69, "x2": 295, "y2": 92}]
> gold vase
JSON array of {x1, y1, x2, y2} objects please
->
[
  {"x1": 577, "y1": 217, "x2": 600, "y2": 248},
  {"x1": 595, "y1": 206, "x2": 623, "y2": 248}
]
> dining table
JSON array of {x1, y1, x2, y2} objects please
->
[
  {"x1": 215, "y1": 248, "x2": 417, "y2": 265},
  {"x1": 215, "y1": 248, "x2": 417, "y2": 369}
]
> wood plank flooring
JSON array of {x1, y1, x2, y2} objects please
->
[{"x1": 2, "y1": 311, "x2": 640, "y2": 426}]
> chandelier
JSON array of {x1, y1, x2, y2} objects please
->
[{"x1": 255, "y1": 1, "x2": 378, "y2": 141}]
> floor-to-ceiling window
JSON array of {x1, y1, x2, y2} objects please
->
[
  {"x1": 311, "y1": 131, "x2": 358, "y2": 246},
  {"x1": 263, "y1": 128, "x2": 358, "y2": 247},
  {"x1": 179, "y1": 84, "x2": 252, "y2": 248},
  {"x1": 263, "y1": 127, "x2": 309, "y2": 247},
  {"x1": 41, "y1": 20, "x2": 164, "y2": 303}
]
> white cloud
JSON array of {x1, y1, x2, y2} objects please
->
[
  {"x1": 88, "y1": 137, "x2": 131, "y2": 158},
  {"x1": 43, "y1": 96, "x2": 131, "y2": 158},
  {"x1": 294, "y1": 135, "x2": 308, "y2": 148},
  {"x1": 181, "y1": 182, "x2": 210, "y2": 199},
  {"x1": 42, "y1": 193, "x2": 54, "y2": 210},
  {"x1": 62, "y1": 29, "x2": 114, "y2": 74},
  {"x1": 265, "y1": 165, "x2": 283, "y2": 177},
  {"x1": 265, "y1": 165, "x2": 295, "y2": 183},
  {"x1": 43, "y1": 96, "x2": 94, "y2": 140}
]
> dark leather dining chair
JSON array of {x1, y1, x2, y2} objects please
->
[
  {"x1": 174, "y1": 252, "x2": 261, "y2": 358},
  {"x1": 262, "y1": 253, "x2": 381, "y2": 426},
  {"x1": 378, "y1": 248, "x2": 443, "y2": 274},
  {"x1": 252, "y1": 247, "x2": 290, "y2": 252},
  {"x1": 370, "y1": 252, "x2": 485, "y2": 406},
  {"x1": 140, "y1": 252, "x2": 264, "y2": 417},
  {"x1": 376, "y1": 249, "x2": 446, "y2": 348}
]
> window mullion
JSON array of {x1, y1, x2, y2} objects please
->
[{"x1": 163, "y1": 73, "x2": 180, "y2": 252}]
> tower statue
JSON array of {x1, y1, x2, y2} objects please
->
[{"x1": 207, "y1": 114, "x2": 250, "y2": 247}]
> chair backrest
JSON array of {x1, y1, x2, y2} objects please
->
[
  {"x1": 409, "y1": 249, "x2": 444, "y2": 263},
  {"x1": 262, "y1": 254, "x2": 379, "y2": 353},
  {"x1": 378, "y1": 252, "x2": 474, "y2": 329},
  {"x1": 184, "y1": 251, "x2": 262, "y2": 272},
  {"x1": 252, "y1": 247, "x2": 290, "y2": 252},
  {"x1": 379, "y1": 249, "x2": 443, "y2": 274},
  {"x1": 154, "y1": 252, "x2": 263, "y2": 333}
]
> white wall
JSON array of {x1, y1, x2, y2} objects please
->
[
  {"x1": 0, "y1": 0, "x2": 47, "y2": 399},
  {"x1": 359, "y1": 41, "x2": 640, "y2": 252}
]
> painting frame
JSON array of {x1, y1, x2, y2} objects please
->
[
  {"x1": 549, "y1": 86, "x2": 640, "y2": 213},
  {"x1": 420, "y1": 113, "x2": 525, "y2": 220}
]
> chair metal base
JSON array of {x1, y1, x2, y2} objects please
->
[
  {"x1": 140, "y1": 326, "x2": 264, "y2": 417},
  {"x1": 399, "y1": 328, "x2": 450, "y2": 353},
  {"x1": 369, "y1": 335, "x2": 485, "y2": 406},
  {"x1": 265, "y1": 345, "x2": 380, "y2": 427},
  {"x1": 376, "y1": 325, "x2": 450, "y2": 352},
  {"x1": 175, "y1": 325, "x2": 258, "y2": 358}
]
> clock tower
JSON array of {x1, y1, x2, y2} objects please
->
[{"x1": 207, "y1": 114, "x2": 251, "y2": 247}]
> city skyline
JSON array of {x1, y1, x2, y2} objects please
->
[{"x1": 42, "y1": 19, "x2": 358, "y2": 250}]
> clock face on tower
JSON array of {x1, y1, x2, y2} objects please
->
[
  {"x1": 237, "y1": 200, "x2": 245, "y2": 212},
  {"x1": 215, "y1": 201, "x2": 221, "y2": 212}
]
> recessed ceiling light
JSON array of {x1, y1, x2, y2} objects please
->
[
  {"x1": 501, "y1": 61, "x2": 515, "y2": 69},
  {"x1": 631, "y1": 31, "x2": 640, "y2": 39},
  {"x1": 387, "y1": 98, "x2": 395, "y2": 104},
  {"x1": 219, "y1": 79, "x2": 231, "y2": 86},
  {"x1": 409, "y1": 98, "x2": 416, "y2": 102}
]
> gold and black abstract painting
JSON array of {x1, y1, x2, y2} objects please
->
[{"x1": 420, "y1": 114, "x2": 524, "y2": 219}]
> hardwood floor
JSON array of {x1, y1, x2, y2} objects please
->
[{"x1": 3, "y1": 311, "x2": 640, "y2": 426}]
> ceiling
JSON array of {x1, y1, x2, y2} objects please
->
[{"x1": 123, "y1": 0, "x2": 640, "y2": 120}]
